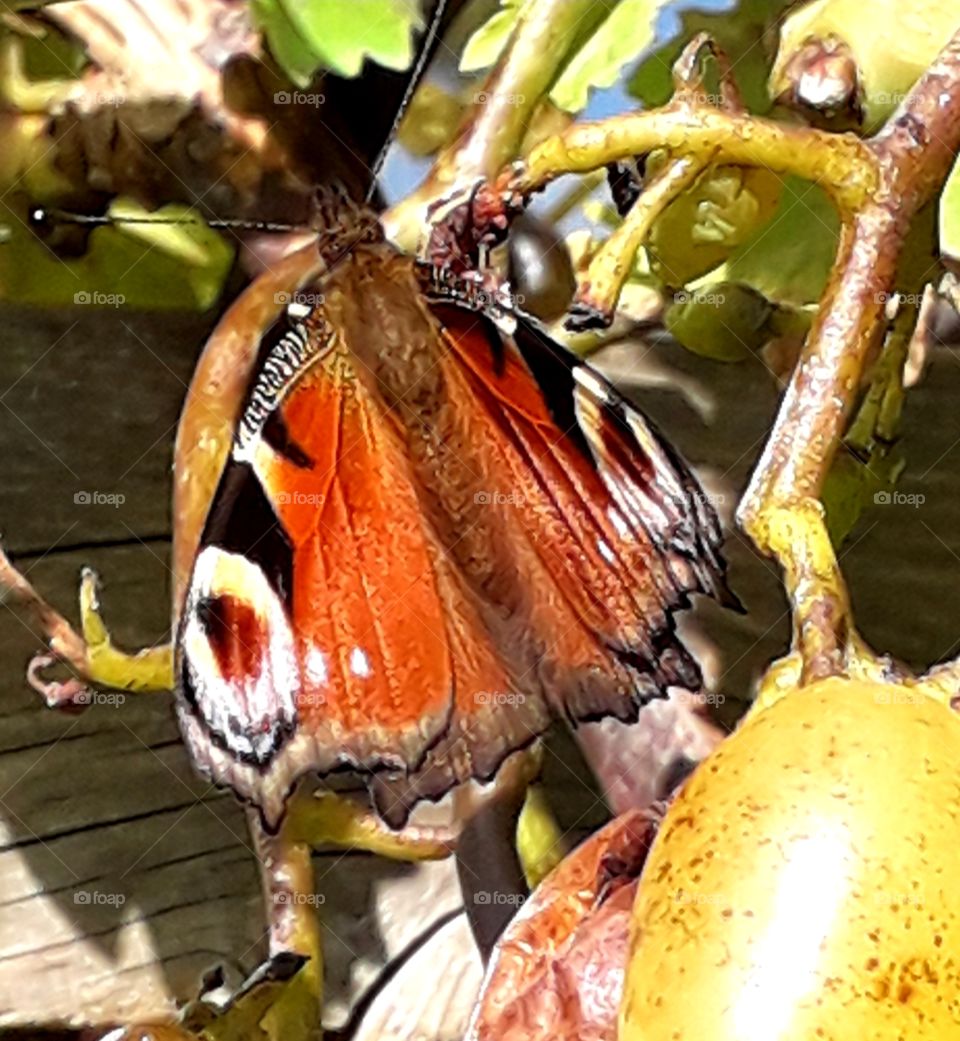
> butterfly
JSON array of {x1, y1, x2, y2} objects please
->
[{"x1": 173, "y1": 184, "x2": 730, "y2": 832}]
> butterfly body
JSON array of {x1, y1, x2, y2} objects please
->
[{"x1": 176, "y1": 214, "x2": 728, "y2": 829}]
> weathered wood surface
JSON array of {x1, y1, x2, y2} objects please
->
[
  {"x1": 0, "y1": 303, "x2": 959, "y2": 1031},
  {"x1": 0, "y1": 305, "x2": 482, "y2": 1032}
]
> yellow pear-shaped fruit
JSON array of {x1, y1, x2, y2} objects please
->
[{"x1": 620, "y1": 677, "x2": 960, "y2": 1040}]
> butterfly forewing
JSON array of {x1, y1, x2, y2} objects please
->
[{"x1": 176, "y1": 234, "x2": 728, "y2": 828}]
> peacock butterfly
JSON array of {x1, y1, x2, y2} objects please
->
[{"x1": 174, "y1": 182, "x2": 731, "y2": 831}]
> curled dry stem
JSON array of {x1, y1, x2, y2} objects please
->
[
  {"x1": 0, "y1": 543, "x2": 92, "y2": 705},
  {"x1": 0, "y1": 545, "x2": 173, "y2": 703},
  {"x1": 0, "y1": 545, "x2": 85, "y2": 667}
]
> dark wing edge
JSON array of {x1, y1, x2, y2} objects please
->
[{"x1": 513, "y1": 312, "x2": 731, "y2": 609}]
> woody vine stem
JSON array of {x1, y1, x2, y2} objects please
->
[{"x1": 467, "y1": 26, "x2": 960, "y2": 690}]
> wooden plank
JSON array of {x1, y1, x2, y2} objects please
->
[{"x1": 0, "y1": 305, "x2": 215, "y2": 555}]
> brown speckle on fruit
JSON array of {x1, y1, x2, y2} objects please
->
[{"x1": 619, "y1": 678, "x2": 960, "y2": 1041}]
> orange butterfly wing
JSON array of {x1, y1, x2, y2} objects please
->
[
  {"x1": 370, "y1": 302, "x2": 726, "y2": 822},
  {"x1": 177, "y1": 303, "x2": 458, "y2": 824},
  {"x1": 176, "y1": 244, "x2": 727, "y2": 827}
]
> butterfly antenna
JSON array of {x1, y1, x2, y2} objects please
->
[
  {"x1": 33, "y1": 0, "x2": 451, "y2": 232},
  {"x1": 364, "y1": 0, "x2": 450, "y2": 204},
  {"x1": 29, "y1": 205, "x2": 310, "y2": 235}
]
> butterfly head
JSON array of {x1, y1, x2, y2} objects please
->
[{"x1": 309, "y1": 184, "x2": 384, "y2": 268}]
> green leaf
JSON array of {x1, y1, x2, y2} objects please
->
[
  {"x1": 15, "y1": 23, "x2": 88, "y2": 81},
  {"x1": 109, "y1": 200, "x2": 226, "y2": 269},
  {"x1": 461, "y1": 0, "x2": 667, "y2": 113},
  {"x1": 0, "y1": 198, "x2": 234, "y2": 311},
  {"x1": 721, "y1": 176, "x2": 841, "y2": 305},
  {"x1": 254, "y1": 0, "x2": 422, "y2": 83},
  {"x1": 460, "y1": 3, "x2": 523, "y2": 73},
  {"x1": 550, "y1": 0, "x2": 661, "y2": 112},
  {"x1": 251, "y1": 0, "x2": 320, "y2": 87}
]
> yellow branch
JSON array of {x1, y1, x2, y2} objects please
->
[{"x1": 519, "y1": 103, "x2": 877, "y2": 212}]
